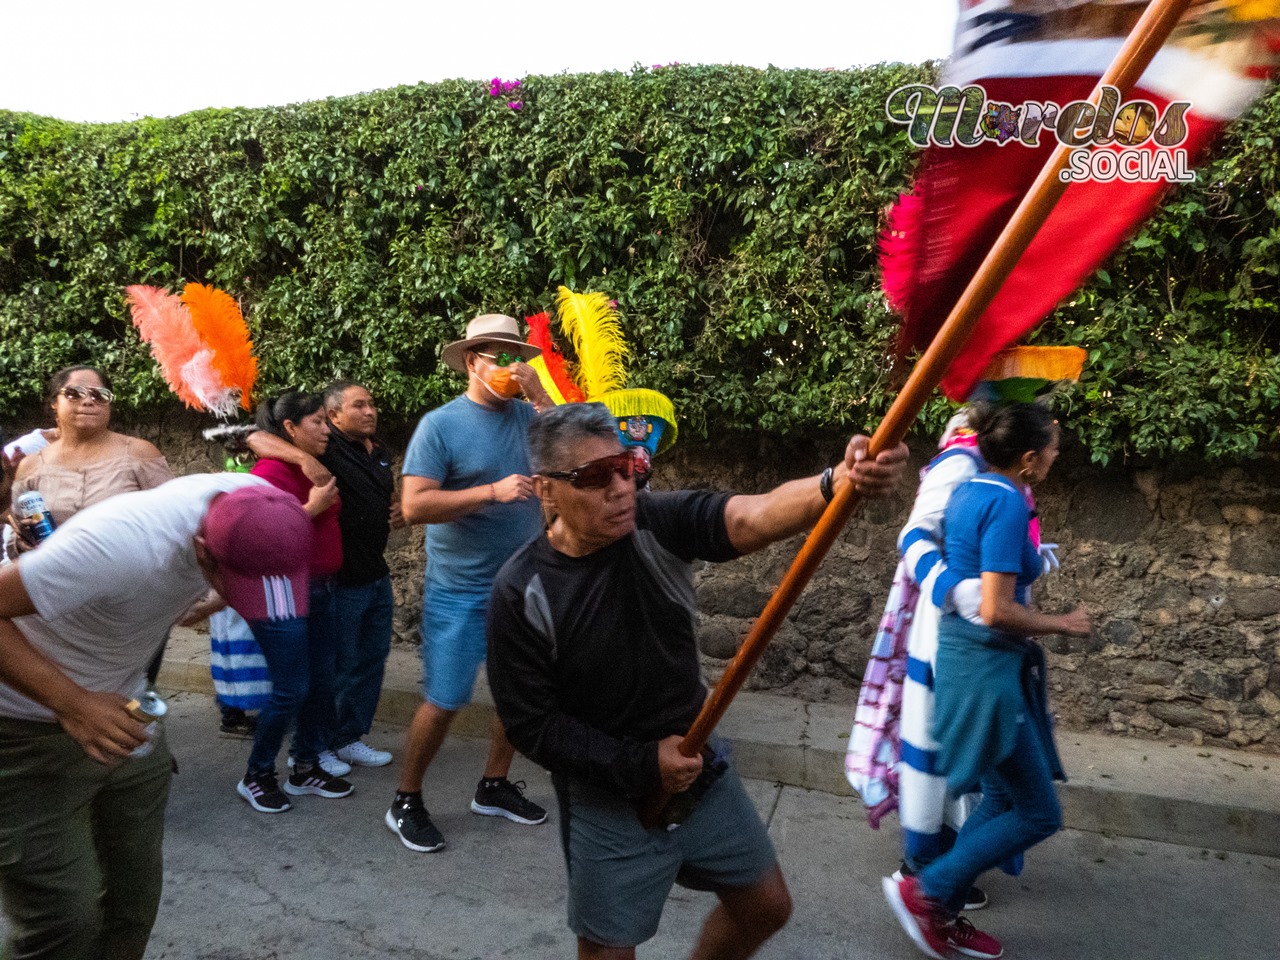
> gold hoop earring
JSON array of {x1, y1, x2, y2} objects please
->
[{"x1": 1019, "y1": 466, "x2": 1032, "y2": 482}]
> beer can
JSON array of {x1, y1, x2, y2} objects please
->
[
  {"x1": 125, "y1": 691, "x2": 168, "y2": 758},
  {"x1": 14, "y1": 491, "x2": 57, "y2": 543}
]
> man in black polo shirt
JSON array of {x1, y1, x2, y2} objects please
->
[
  {"x1": 247, "y1": 380, "x2": 402, "y2": 769},
  {"x1": 322, "y1": 381, "x2": 404, "y2": 767}
]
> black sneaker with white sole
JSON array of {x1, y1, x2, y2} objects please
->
[
  {"x1": 284, "y1": 764, "x2": 354, "y2": 798},
  {"x1": 220, "y1": 710, "x2": 257, "y2": 739},
  {"x1": 385, "y1": 794, "x2": 446, "y2": 852},
  {"x1": 470, "y1": 777, "x2": 547, "y2": 825},
  {"x1": 238, "y1": 772, "x2": 292, "y2": 813}
]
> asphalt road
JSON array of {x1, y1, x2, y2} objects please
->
[{"x1": 5, "y1": 691, "x2": 1278, "y2": 959}]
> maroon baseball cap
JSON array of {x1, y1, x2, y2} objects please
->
[{"x1": 202, "y1": 485, "x2": 312, "y2": 621}]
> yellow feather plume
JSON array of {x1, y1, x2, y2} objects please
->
[{"x1": 555, "y1": 287, "x2": 628, "y2": 400}]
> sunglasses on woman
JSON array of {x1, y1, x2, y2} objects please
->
[
  {"x1": 475, "y1": 351, "x2": 530, "y2": 367},
  {"x1": 542, "y1": 447, "x2": 652, "y2": 490},
  {"x1": 60, "y1": 385, "x2": 114, "y2": 403}
]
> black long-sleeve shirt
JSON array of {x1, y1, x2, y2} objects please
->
[
  {"x1": 486, "y1": 490, "x2": 739, "y2": 800},
  {"x1": 319, "y1": 427, "x2": 395, "y2": 587}
]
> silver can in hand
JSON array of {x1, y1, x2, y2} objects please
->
[
  {"x1": 14, "y1": 491, "x2": 57, "y2": 544},
  {"x1": 125, "y1": 691, "x2": 168, "y2": 758}
]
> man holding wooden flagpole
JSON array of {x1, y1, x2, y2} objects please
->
[
  {"x1": 485, "y1": 402, "x2": 908, "y2": 960},
  {"x1": 494, "y1": 0, "x2": 1273, "y2": 953},
  {"x1": 520, "y1": 3, "x2": 1272, "y2": 959}
]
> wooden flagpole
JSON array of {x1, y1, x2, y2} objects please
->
[{"x1": 641, "y1": 0, "x2": 1196, "y2": 828}]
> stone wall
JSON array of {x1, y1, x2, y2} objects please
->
[
  {"x1": 63, "y1": 409, "x2": 1280, "y2": 754},
  {"x1": 670, "y1": 434, "x2": 1280, "y2": 755}
]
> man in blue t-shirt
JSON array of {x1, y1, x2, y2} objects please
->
[{"x1": 385, "y1": 313, "x2": 554, "y2": 853}]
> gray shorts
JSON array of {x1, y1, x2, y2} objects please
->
[{"x1": 560, "y1": 763, "x2": 777, "y2": 948}]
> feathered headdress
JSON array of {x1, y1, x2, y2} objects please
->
[
  {"x1": 125, "y1": 286, "x2": 208, "y2": 410},
  {"x1": 598, "y1": 387, "x2": 678, "y2": 456},
  {"x1": 525, "y1": 311, "x2": 584, "y2": 405},
  {"x1": 552, "y1": 286, "x2": 678, "y2": 457},
  {"x1": 181, "y1": 283, "x2": 258, "y2": 412},
  {"x1": 555, "y1": 288, "x2": 628, "y2": 400},
  {"x1": 970, "y1": 345, "x2": 1087, "y2": 405},
  {"x1": 126, "y1": 283, "x2": 258, "y2": 418}
]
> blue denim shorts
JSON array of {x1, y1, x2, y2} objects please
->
[
  {"x1": 562, "y1": 763, "x2": 777, "y2": 948},
  {"x1": 420, "y1": 586, "x2": 489, "y2": 711}
]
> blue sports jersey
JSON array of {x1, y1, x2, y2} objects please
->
[{"x1": 941, "y1": 473, "x2": 1041, "y2": 606}]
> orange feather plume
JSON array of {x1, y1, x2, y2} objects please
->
[
  {"x1": 126, "y1": 285, "x2": 206, "y2": 409},
  {"x1": 181, "y1": 283, "x2": 258, "y2": 412}
]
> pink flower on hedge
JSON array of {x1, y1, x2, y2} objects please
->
[
  {"x1": 508, "y1": 100, "x2": 523, "y2": 111},
  {"x1": 489, "y1": 78, "x2": 523, "y2": 97}
]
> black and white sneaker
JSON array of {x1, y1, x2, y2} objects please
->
[
  {"x1": 385, "y1": 794, "x2": 445, "y2": 852},
  {"x1": 894, "y1": 862, "x2": 989, "y2": 911},
  {"x1": 238, "y1": 772, "x2": 292, "y2": 813},
  {"x1": 470, "y1": 777, "x2": 547, "y2": 825},
  {"x1": 284, "y1": 764, "x2": 354, "y2": 798},
  {"x1": 287, "y1": 750, "x2": 352, "y2": 777}
]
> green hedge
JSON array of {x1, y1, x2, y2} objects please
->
[{"x1": 1, "y1": 64, "x2": 1277, "y2": 462}]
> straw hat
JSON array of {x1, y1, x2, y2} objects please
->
[{"x1": 441, "y1": 314, "x2": 541, "y2": 373}]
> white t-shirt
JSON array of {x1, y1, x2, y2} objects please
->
[{"x1": 1, "y1": 472, "x2": 266, "y2": 721}]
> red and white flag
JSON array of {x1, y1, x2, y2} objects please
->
[{"x1": 883, "y1": 0, "x2": 1280, "y2": 400}]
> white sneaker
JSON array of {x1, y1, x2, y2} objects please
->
[
  {"x1": 336, "y1": 739, "x2": 393, "y2": 767},
  {"x1": 288, "y1": 750, "x2": 352, "y2": 777}
]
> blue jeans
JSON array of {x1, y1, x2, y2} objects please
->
[
  {"x1": 245, "y1": 580, "x2": 339, "y2": 775},
  {"x1": 917, "y1": 716, "x2": 1062, "y2": 914},
  {"x1": 332, "y1": 575, "x2": 394, "y2": 749}
]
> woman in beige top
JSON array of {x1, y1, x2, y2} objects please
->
[{"x1": 8, "y1": 365, "x2": 174, "y2": 554}]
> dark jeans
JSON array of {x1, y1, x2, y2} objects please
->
[
  {"x1": 332, "y1": 575, "x2": 394, "y2": 749},
  {"x1": 0, "y1": 716, "x2": 173, "y2": 960},
  {"x1": 917, "y1": 716, "x2": 1062, "y2": 914},
  {"x1": 245, "y1": 579, "x2": 339, "y2": 776}
]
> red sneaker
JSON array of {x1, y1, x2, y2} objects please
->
[
  {"x1": 882, "y1": 874, "x2": 952, "y2": 960},
  {"x1": 945, "y1": 916, "x2": 1003, "y2": 959}
]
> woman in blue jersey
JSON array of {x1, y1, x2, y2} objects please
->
[{"x1": 884, "y1": 402, "x2": 1092, "y2": 960}]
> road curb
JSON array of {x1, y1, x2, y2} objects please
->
[{"x1": 159, "y1": 630, "x2": 1280, "y2": 859}]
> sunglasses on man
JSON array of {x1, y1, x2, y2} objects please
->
[
  {"x1": 542, "y1": 447, "x2": 652, "y2": 490},
  {"x1": 59, "y1": 385, "x2": 114, "y2": 403},
  {"x1": 475, "y1": 351, "x2": 531, "y2": 367}
]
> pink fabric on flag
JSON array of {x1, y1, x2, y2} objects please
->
[{"x1": 885, "y1": 1, "x2": 1280, "y2": 400}]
